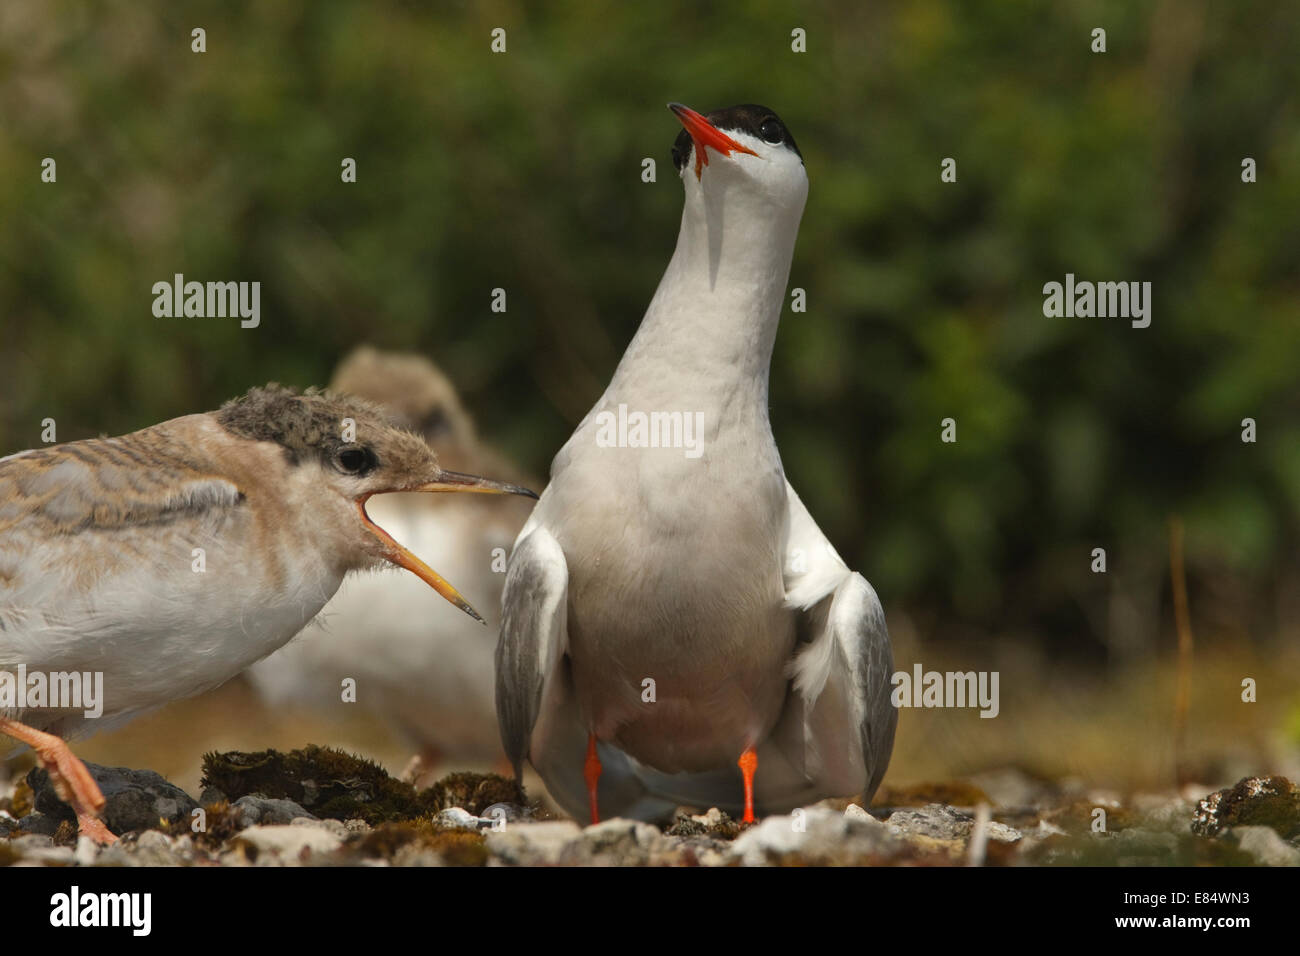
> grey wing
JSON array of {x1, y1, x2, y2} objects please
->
[
  {"x1": 0, "y1": 438, "x2": 241, "y2": 536},
  {"x1": 760, "y1": 482, "x2": 897, "y2": 807},
  {"x1": 494, "y1": 523, "x2": 570, "y2": 777},
  {"x1": 855, "y1": 580, "x2": 899, "y2": 799},
  {"x1": 816, "y1": 572, "x2": 898, "y2": 800}
]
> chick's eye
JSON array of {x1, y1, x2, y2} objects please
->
[
  {"x1": 335, "y1": 446, "x2": 374, "y2": 475},
  {"x1": 759, "y1": 119, "x2": 783, "y2": 144}
]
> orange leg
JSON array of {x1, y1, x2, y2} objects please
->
[
  {"x1": 738, "y1": 747, "x2": 758, "y2": 823},
  {"x1": 583, "y1": 733, "x2": 602, "y2": 825},
  {"x1": 0, "y1": 716, "x2": 118, "y2": 844}
]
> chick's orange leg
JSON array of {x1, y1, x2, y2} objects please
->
[
  {"x1": 76, "y1": 811, "x2": 118, "y2": 845},
  {"x1": 738, "y1": 747, "x2": 758, "y2": 823},
  {"x1": 0, "y1": 716, "x2": 118, "y2": 844},
  {"x1": 584, "y1": 733, "x2": 602, "y2": 825}
]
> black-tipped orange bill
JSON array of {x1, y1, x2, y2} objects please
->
[
  {"x1": 356, "y1": 498, "x2": 487, "y2": 623},
  {"x1": 668, "y1": 102, "x2": 758, "y2": 180}
]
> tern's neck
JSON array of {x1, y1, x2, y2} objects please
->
[{"x1": 607, "y1": 186, "x2": 803, "y2": 406}]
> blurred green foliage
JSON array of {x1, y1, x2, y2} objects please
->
[{"x1": 1, "y1": 1, "x2": 1297, "y2": 659}]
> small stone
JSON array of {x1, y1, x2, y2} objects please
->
[
  {"x1": 233, "y1": 824, "x2": 343, "y2": 865},
  {"x1": 74, "y1": 835, "x2": 99, "y2": 866},
  {"x1": 729, "y1": 807, "x2": 904, "y2": 866},
  {"x1": 127, "y1": 828, "x2": 181, "y2": 866},
  {"x1": 985, "y1": 822, "x2": 1022, "y2": 843},
  {"x1": 1231, "y1": 826, "x2": 1300, "y2": 866},
  {"x1": 28, "y1": 763, "x2": 198, "y2": 833},
  {"x1": 437, "y1": 807, "x2": 492, "y2": 831},
  {"x1": 232, "y1": 795, "x2": 315, "y2": 827},
  {"x1": 486, "y1": 821, "x2": 582, "y2": 866},
  {"x1": 96, "y1": 843, "x2": 134, "y2": 867},
  {"x1": 887, "y1": 804, "x2": 973, "y2": 841},
  {"x1": 171, "y1": 834, "x2": 196, "y2": 863},
  {"x1": 567, "y1": 817, "x2": 663, "y2": 865},
  {"x1": 10, "y1": 833, "x2": 54, "y2": 851},
  {"x1": 292, "y1": 816, "x2": 348, "y2": 838},
  {"x1": 138, "y1": 829, "x2": 170, "y2": 848},
  {"x1": 844, "y1": 803, "x2": 871, "y2": 822},
  {"x1": 16, "y1": 845, "x2": 76, "y2": 865}
]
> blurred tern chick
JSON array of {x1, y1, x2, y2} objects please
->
[{"x1": 249, "y1": 348, "x2": 537, "y2": 779}]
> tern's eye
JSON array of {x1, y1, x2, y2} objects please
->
[
  {"x1": 759, "y1": 119, "x2": 784, "y2": 145},
  {"x1": 335, "y1": 446, "x2": 375, "y2": 475}
]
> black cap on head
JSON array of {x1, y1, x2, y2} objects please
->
[{"x1": 671, "y1": 104, "x2": 802, "y2": 172}]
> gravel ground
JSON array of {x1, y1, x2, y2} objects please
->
[{"x1": 2, "y1": 746, "x2": 1297, "y2": 867}]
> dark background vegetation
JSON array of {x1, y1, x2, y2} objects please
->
[{"x1": 2, "y1": 0, "x2": 1298, "y2": 777}]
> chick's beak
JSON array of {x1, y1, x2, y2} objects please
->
[
  {"x1": 669, "y1": 102, "x2": 758, "y2": 180},
  {"x1": 408, "y1": 471, "x2": 539, "y2": 499},
  {"x1": 357, "y1": 471, "x2": 538, "y2": 624}
]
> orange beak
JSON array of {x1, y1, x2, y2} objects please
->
[
  {"x1": 357, "y1": 471, "x2": 537, "y2": 624},
  {"x1": 669, "y1": 102, "x2": 758, "y2": 180}
]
